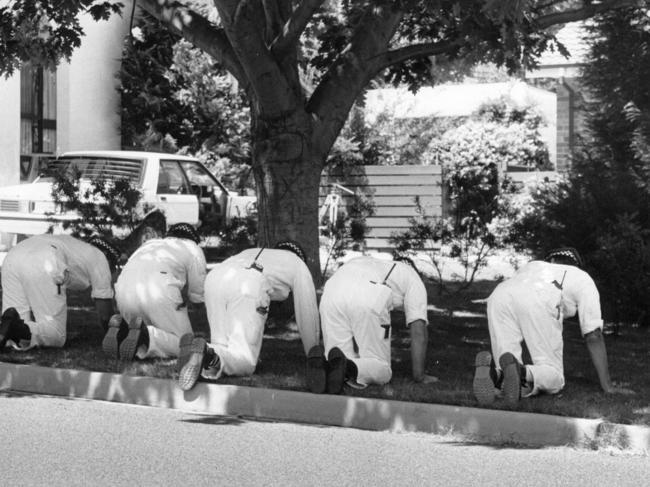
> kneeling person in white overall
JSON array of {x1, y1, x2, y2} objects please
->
[
  {"x1": 102, "y1": 223, "x2": 207, "y2": 361},
  {"x1": 319, "y1": 256, "x2": 436, "y2": 394},
  {"x1": 473, "y1": 247, "x2": 635, "y2": 408},
  {"x1": 177, "y1": 241, "x2": 322, "y2": 392},
  {"x1": 0, "y1": 235, "x2": 120, "y2": 350}
]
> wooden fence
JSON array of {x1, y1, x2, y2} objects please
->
[{"x1": 320, "y1": 165, "x2": 445, "y2": 251}]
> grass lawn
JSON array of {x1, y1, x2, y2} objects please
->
[{"x1": 1, "y1": 274, "x2": 648, "y2": 427}]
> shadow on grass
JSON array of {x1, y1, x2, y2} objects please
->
[{"x1": 1, "y1": 280, "x2": 649, "y2": 429}]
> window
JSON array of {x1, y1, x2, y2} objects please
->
[
  {"x1": 20, "y1": 63, "x2": 56, "y2": 181},
  {"x1": 179, "y1": 161, "x2": 226, "y2": 200},
  {"x1": 45, "y1": 157, "x2": 143, "y2": 183},
  {"x1": 157, "y1": 161, "x2": 190, "y2": 194}
]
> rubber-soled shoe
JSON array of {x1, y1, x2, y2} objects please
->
[
  {"x1": 473, "y1": 351, "x2": 497, "y2": 406},
  {"x1": 177, "y1": 334, "x2": 207, "y2": 391},
  {"x1": 306, "y1": 345, "x2": 326, "y2": 394},
  {"x1": 0, "y1": 309, "x2": 14, "y2": 349},
  {"x1": 177, "y1": 333, "x2": 195, "y2": 378},
  {"x1": 102, "y1": 314, "x2": 124, "y2": 358},
  {"x1": 499, "y1": 352, "x2": 522, "y2": 408},
  {"x1": 118, "y1": 317, "x2": 144, "y2": 361},
  {"x1": 326, "y1": 347, "x2": 347, "y2": 394},
  {"x1": 0, "y1": 308, "x2": 22, "y2": 349},
  {"x1": 201, "y1": 346, "x2": 222, "y2": 381},
  {"x1": 345, "y1": 379, "x2": 367, "y2": 390}
]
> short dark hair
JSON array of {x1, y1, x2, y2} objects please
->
[
  {"x1": 544, "y1": 247, "x2": 584, "y2": 268},
  {"x1": 275, "y1": 240, "x2": 306, "y2": 262}
]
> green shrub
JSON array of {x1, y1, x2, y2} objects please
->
[
  {"x1": 423, "y1": 97, "x2": 551, "y2": 171},
  {"x1": 591, "y1": 215, "x2": 650, "y2": 326},
  {"x1": 212, "y1": 216, "x2": 258, "y2": 258},
  {"x1": 391, "y1": 184, "x2": 516, "y2": 295},
  {"x1": 49, "y1": 168, "x2": 151, "y2": 240},
  {"x1": 390, "y1": 99, "x2": 546, "y2": 294}
]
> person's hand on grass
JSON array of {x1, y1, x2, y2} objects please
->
[
  {"x1": 416, "y1": 374, "x2": 439, "y2": 384},
  {"x1": 604, "y1": 382, "x2": 635, "y2": 395}
]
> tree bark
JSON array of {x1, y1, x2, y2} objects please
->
[{"x1": 251, "y1": 107, "x2": 324, "y2": 280}]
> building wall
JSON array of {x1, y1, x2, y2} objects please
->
[
  {"x1": 0, "y1": 76, "x2": 21, "y2": 187},
  {"x1": 555, "y1": 78, "x2": 589, "y2": 172},
  {"x1": 57, "y1": 8, "x2": 131, "y2": 153},
  {"x1": 556, "y1": 82, "x2": 574, "y2": 172},
  {"x1": 0, "y1": 3, "x2": 131, "y2": 187}
]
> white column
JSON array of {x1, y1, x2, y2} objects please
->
[{"x1": 0, "y1": 73, "x2": 21, "y2": 187}]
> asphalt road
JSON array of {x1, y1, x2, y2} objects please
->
[{"x1": 1, "y1": 391, "x2": 647, "y2": 486}]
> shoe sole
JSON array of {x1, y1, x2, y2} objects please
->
[
  {"x1": 306, "y1": 346, "x2": 326, "y2": 394},
  {"x1": 178, "y1": 335, "x2": 206, "y2": 391},
  {"x1": 499, "y1": 352, "x2": 521, "y2": 408},
  {"x1": 118, "y1": 318, "x2": 143, "y2": 362},
  {"x1": 473, "y1": 351, "x2": 496, "y2": 406},
  {"x1": 0, "y1": 309, "x2": 17, "y2": 349},
  {"x1": 0, "y1": 320, "x2": 10, "y2": 349},
  {"x1": 102, "y1": 326, "x2": 120, "y2": 358},
  {"x1": 326, "y1": 348, "x2": 347, "y2": 394}
]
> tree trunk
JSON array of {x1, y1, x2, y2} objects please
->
[{"x1": 251, "y1": 108, "x2": 324, "y2": 281}]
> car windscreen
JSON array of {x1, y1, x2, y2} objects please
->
[{"x1": 40, "y1": 156, "x2": 144, "y2": 183}]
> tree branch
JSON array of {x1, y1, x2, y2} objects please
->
[
  {"x1": 369, "y1": 1, "x2": 645, "y2": 73},
  {"x1": 271, "y1": 0, "x2": 326, "y2": 54},
  {"x1": 536, "y1": 0, "x2": 643, "y2": 29},
  {"x1": 261, "y1": 0, "x2": 284, "y2": 45},
  {"x1": 214, "y1": 0, "x2": 297, "y2": 118},
  {"x1": 137, "y1": 0, "x2": 246, "y2": 84},
  {"x1": 375, "y1": 39, "x2": 462, "y2": 71},
  {"x1": 308, "y1": 5, "x2": 403, "y2": 163}
]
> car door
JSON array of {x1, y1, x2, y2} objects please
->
[
  {"x1": 178, "y1": 160, "x2": 229, "y2": 231},
  {"x1": 155, "y1": 160, "x2": 199, "y2": 225}
]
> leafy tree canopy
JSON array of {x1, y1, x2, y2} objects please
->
[
  {"x1": 509, "y1": 6, "x2": 650, "y2": 324},
  {"x1": 2, "y1": 0, "x2": 643, "y2": 278},
  {"x1": 2, "y1": 1, "x2": 641, "y2": 89}
]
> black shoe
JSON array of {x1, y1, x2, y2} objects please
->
[
  {"x1": 306, "y1": 345, "x2": 326, "y2": 394},
  {"x1": 473, "y1": 351, "x2": 497, "y2": 406},
  {"x1": 344, "y1": 360, "x2": 366, "y2": 389},
  {"x1": 102, "y1": 314, "x2": 127, "y2": 358},
  {"x1": 326, "y1": 347, "x2": 347, "y2": 394},
  {"x1": 0, "y1": 308, "x2": 22, "y2": 348},
  {"x1": 499, "y1": 352, "x2": 522, "y2": 408},
  {"x1": 118, "y1": 317, "x2": 146, "y2": 361},
  {"x1": 177, "y1": 334, "x2": 209, "y2": 391}
]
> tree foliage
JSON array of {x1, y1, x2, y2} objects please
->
[
  {"x1": 2, "y1": 0, "x2": 641, "y2": 278},
  {"x1": 48, "y1": 168, "x2": 150, "y2": 240},
  {"x1": 511, "y1": 7, "x2": 650, "y2": 325},
  {"x1": 119, "y1": 12, "x2": 252, "y2": 192},
  {"x1": 426, "y1": 97, "x2": 551, "y2": 172},
  {"x1": 391, "y1": 99, "x2": 540, "y2": 293}
]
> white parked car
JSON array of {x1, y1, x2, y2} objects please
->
[{"x1": 0, "y1": 150, "x2": 257, "y2": 250}]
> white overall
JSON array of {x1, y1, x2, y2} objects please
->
[
  {"x1": 320, "y1": 256, "x2": 429, "y2": 386},
  {"x1": 487, "y1": 261, "x2": 603, "y2": 395},
  {"x1": 1, "y1": 235, "x2": 113, "y2": 348},
  {"x1": 202, "y1": 248, "x2": 320, "y2": 378},
  {"x1": 114, "y1": 237, "x2": 206, "y2": 359}
]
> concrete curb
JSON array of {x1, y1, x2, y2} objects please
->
[{"x1": 1, "y1": 361, "x2": 648, "y2": 453}]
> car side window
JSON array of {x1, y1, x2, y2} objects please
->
[
  {"x1": 179, "y1": 161, "x2": 225, "y2": 200},
  {"x1": 157, "y1": 161, "x2": 190, "y2": 194}
]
